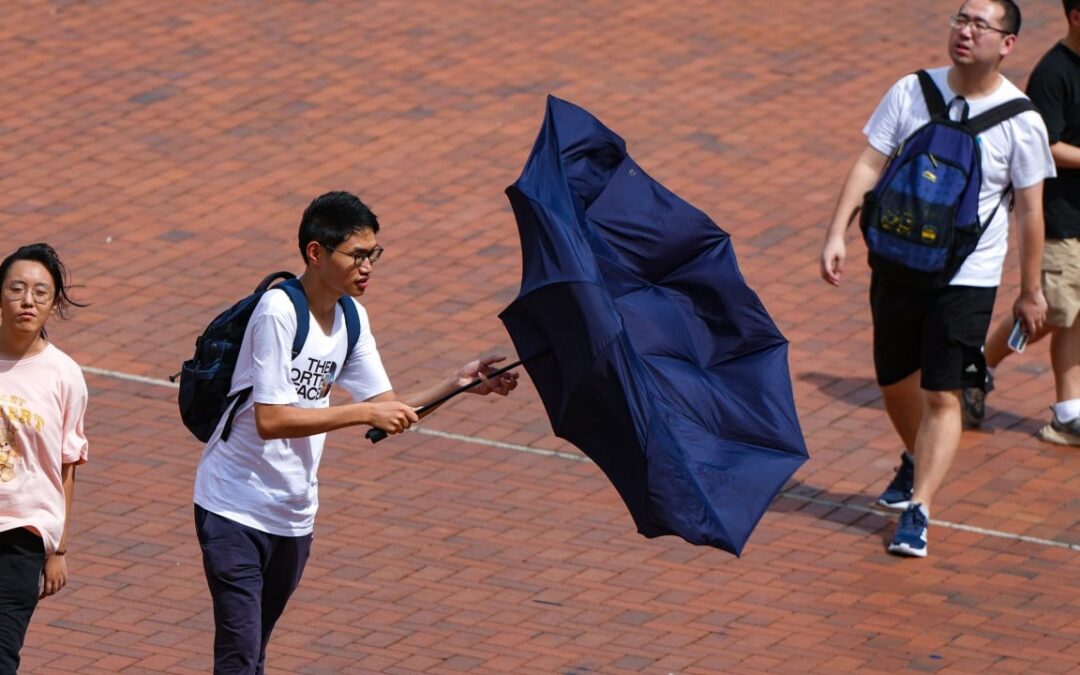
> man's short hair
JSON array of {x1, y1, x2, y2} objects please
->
[
  {"x1": 1065, "y1": 0, "x2": 1080, "y2": 18},
  {"x1": 297, "y1": 191, "x2": 380, "y2": 263},
  {"x1": 990, "y1": 0, "x2": 1021, "y2": 35}
]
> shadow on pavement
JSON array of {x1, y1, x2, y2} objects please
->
[
  {"x1": 773, "y1": 481, "x2": 897, "y2": 544},
  {"x1": 798, "y1": 372, "x2": 883, "y2": 410},
  {"x1": 801, "y1": 371, "x2": 1050, "y2": 436}
]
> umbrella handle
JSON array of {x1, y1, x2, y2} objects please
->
[{"x1": 365, "y1": 359, "x2": 524, "y2": 443}]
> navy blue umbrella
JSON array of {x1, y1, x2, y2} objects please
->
[{"x1": 499, "y1": 96, "x2": 809, "y2": 555}]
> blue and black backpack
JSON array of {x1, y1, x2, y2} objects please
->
[
  {"x1": 173, "y1": 271, "x2": 360, "y2": 443},
  {"x1": 860, "y1": 70, "x2": 1036, "y2": 289}
]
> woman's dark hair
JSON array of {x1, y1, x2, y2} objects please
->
[
  {"x1": 297, "y1": 191, "x2": 380, "y2": 263},
  {"x1": 0, "y1": 242, "x2": 86, "y2": 321}
]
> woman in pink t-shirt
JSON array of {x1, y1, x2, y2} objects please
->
[{"x1": 0, "y1": 243, "x2": 88, "y2": 672}]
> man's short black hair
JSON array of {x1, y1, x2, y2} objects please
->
[
  {"x1": 992, "y1": 0, "x2": 1021, "y2": 35},
  {"x1": 298, "y1": 191, "x2": 380, "y2": 263},
  {"x1": 1065, "y1": 0, "x2": 1080, "y2": 18}
]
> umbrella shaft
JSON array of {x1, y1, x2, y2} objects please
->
[
  {"x1": 416, "y1": 359, "x2": 524, "y2": 414},
  {"x1": 366, "y1": 358, "x2": 525, "y2": 443}
]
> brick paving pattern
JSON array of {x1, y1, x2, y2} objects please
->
[{"x1": 2, "y1": 0, "x2": 1078, "y2": 673}]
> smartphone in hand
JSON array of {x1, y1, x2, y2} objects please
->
[{"x1": 1007, "y1": 318, "x2": 1028, "y2": 353}]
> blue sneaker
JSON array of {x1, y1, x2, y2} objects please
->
[
  {"x1": 876, "y1": 452, "x2": 914, "y2": 510},
  {"x1": 888, "y1": 504, "x2": 928, "y2": 558}
]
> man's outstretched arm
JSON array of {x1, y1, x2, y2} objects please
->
[
  {"x1": 253, "y1": 399, "x2": 418, "y2": 440},
  {"x1": 388, "y1": 354, "x2": 519, "y2": 418}
]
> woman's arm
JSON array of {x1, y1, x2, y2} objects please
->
[{"x1": 41, "y1": 462, "x2": 75, "y2": 599}]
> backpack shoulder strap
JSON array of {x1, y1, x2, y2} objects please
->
[
  {"x1": 965, "y1": 98, "x2": 1038, "y2": 233},
  {"x1": 255, "y1": 270, "x2": 296, "y2": 293},
  {"x1": 220, "y1": 388, "x2": 251, "y2": 442},
  {"x1": 265, "y1": 277, "x2": 358, "y2": 362},
  {"x1": 916, "y1": 70, "x2": 948, "y2": 118},
  {"x1": 966, "y1": 99, "x2": 1038, "y2": 135},
  {"x1": 337, "y1": 296, "x2": 361, "y2": 364},
  {"x1": 222, "y1": 272, "x2": 305, "y2": 442},
  {"x1": 276, "y1": 277, "x2": 310, "y2": 359}
]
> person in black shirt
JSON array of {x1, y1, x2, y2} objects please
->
[{"x1": 963, "y1": 0, "x2": 1080, "y2": 443}]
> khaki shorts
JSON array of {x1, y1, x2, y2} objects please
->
[{"x1": 1042, "y1": 237, "x2": 1080, "y2": 328}]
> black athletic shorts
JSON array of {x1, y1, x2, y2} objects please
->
[{"x1": 869, "y1": 274, "x2": 997, "y2": 391}]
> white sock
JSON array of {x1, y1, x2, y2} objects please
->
[
  {"x1": 917, "y1": 503, "x2": 929, "y2": 520},
  {"x1": 1052, "y1": 399, "x2": 1080, "y2": 422}
]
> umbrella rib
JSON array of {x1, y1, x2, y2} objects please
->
[
  {"x1": 586, "y1": 232, "x2": 727, "y2": 293},
  {"x1": 643, "y1": 350, "x2": 806, "y2": 457},
  {"x1": 706, "y1": 336, "x2": 791, "y2": 369},
  {"x1": 512, "y1": 277, "x2": 609, "y2": 299}
]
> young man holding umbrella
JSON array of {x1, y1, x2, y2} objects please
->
[
  {"x1": 819, "y1": 0, "x2": 1054, "y2": 557},
  {"x1": 193, "y1": 191, "x2": 518, "y2": 673}
]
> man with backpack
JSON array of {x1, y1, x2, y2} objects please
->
[
  {"x1": 191, "y1": 191, "x2": 518, "y2": 673},
  {"x1": 819, "y1": 0, "x2": 1054, "y2": 558},
  {"x1": 963, "y1": 1, "x2": 1080, "y2": 444}
]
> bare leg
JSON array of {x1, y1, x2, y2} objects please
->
[
  {"x1": 983, "y1": 315, "x2": 1014, "y2": 369},
  {"x1": 985, "y1": 315, "x2": 1051, "y2": 369},
  {"x1": 881, "y1": 372, "x2": 921, "y2": 456},
  {"x1": 909, "y1": 389, "x2": 963, "y2": 512},
  {"x1": 1050, "y1": 321, "x2": 1080, "y2": 403}
]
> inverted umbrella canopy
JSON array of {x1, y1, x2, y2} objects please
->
[{"x1": 499, "y1": 96, "x2": 809, "y2": 555}]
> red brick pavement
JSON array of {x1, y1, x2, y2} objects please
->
[{"x1": 2, "y1": 0, "x2": 1078, "y2": 672}]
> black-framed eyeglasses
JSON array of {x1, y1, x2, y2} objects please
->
[
  {"x1": 949, "y1": 13, "x2": 1011, "y2": 36},
  {"x1": 324, "y1": 243, "x2": 385, "y2": 267},
  {"x1": 1, "y1": 282, "x2": 54, "y2": 305}
]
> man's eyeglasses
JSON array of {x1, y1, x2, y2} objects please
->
[
  {"x1": 950, "y1": 14, "x2": 1011, "y2": 36},
  {"x1": 2, "y1": 282, "x2": 54, "y2": 305},
  {"x1": 324, "y1": 244, "x2": 385, "y2": 268}
]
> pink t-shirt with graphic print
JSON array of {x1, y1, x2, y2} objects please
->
[{"x1": 0, "y1": 343, "x2": 89, "y2": 555}]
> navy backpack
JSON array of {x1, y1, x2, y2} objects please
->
[
  {"x1": 174, "y1": 271, "x2": 360, "y2": 443},
  {"x1": 860, "y1": 70, "x2": 1036, "y2": 288}
]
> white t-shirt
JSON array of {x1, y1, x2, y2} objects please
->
[
  {"x1": 863, "y1": 67, "x2": 1056, "y2": 286},
  {"x1": 193, "y1": 289, "x2": 391, "y2": 536}
]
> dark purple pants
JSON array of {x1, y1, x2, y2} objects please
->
[{"x1": 194, "y1": 505, "x2": 311, "y2": 675}]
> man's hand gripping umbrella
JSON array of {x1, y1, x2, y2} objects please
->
[{"x1": 366, "y1": 357, "x2": 522, "y2": 442}]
